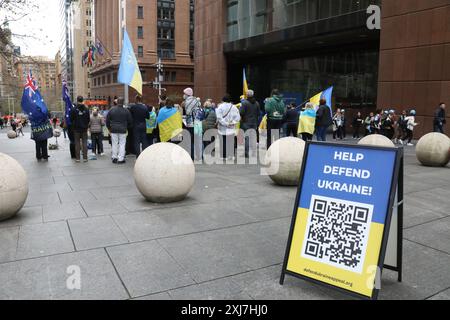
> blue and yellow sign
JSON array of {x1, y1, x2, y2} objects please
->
[{"x1": 281, "y1": 143, "x2": 401, "y2": 299}]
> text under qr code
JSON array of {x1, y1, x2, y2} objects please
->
[{"x1": 301, "y1": 195, "x2": 374, "y2": 274}]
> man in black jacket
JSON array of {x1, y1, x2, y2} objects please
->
[
  {"x1": 434, "y1": 103, "x2": 446, "y2": 133},
  {"x1": 240, "y1": 90, "x2": 260, "y2": 158},
  {"x1": 106, "y1": 97, "x2": 133, "y2": 164},
  {"x1": 129, "y1": 95, "x2": 150, "y2": 158},
  {"x1": 315, "y1": 99, "x2": 333, "y2": 141},
  {"x1": 70, "y1": 96, "x2": 90, "y2": 162}
]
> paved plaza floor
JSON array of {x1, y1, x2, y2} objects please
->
[{"x1": 0, "y1": 128, "x2": 449, "y2": 300}]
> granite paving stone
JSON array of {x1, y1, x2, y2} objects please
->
[{"x1": 68, "y1": 216, "x2": 129, "y2": 250}]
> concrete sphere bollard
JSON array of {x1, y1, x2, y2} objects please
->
[
  {"x1": 0, "y1": 153, "x2": 29, "y2": 221},
  {"x1": 134, "y1": 143, "x2": 195, "y2": 203},
  {"x1": 7, "y1": 131, "x2": 17, "y2": 139},
  {"x1": 416, "y1": 133, "x2": 450, "y2": 167},
  {"x1": 265, "y1": 137, "x2": 306, "y2": 186},
  {"x1": 53, "y1": 129, "x2": 61, "y2": 138},
  {"x1": 358, "y1": 134, "x2": 395, "y2": 148}
]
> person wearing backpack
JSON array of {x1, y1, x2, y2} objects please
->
[
  {"x1": 216, "y1": 94, "x2": 241, "y2": 161},
  {"x1": 265, "y1": 89, "x2": 286, "y2": 149},
  {"x1": 381, "y1": 110, "x2": 395, "y2": 140},
  {"x1": 183, "y1": 88, "x2": 201, "y2": 160},
  {"x1": 70, "y1": 96, "x2": 90, "y2": 163},
  {"x1": 395, "y1": 110, "x2": 408, "y2": 145},
  {"x1": 404, "y1": 110, "x2": 419, "y2": 146},
  {"x1": 240, "y1": 90, "x2": 260, "y2": 158},
  {"x1": 202, "y1": 100, "x2": 217, "y2": 150}
]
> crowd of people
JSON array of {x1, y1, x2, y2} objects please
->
[
  {"x1": 3, "y1": 87, "x2": 446, "y2": 163},
  {"x1": 0, "y1": 115, "x2": 27, "y2": 136}
]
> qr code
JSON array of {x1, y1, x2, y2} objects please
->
[{"x1": 301, "y1": 195, "x2": 374, "y2": 274}]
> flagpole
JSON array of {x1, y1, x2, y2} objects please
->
[{"x1": 120, "y1": 0, "x2": 129, "y2": 105}]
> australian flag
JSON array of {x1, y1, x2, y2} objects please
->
[
  {"x1": 21, "y1": 70, "x2": 53, "y2": 141},
  {"x1": 62, "y1": 80, "x2": 73, "y2": 126}
]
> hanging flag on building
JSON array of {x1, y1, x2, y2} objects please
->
[
  {"x1": 118, "y1": 29, "x2": 143, "y2": 95},
  {"x1": 21, "y1": 71, "x2": 53, "y2": 141},
  {"x1": 62, "y1": 80, "x2": 73, "y2": 126},
  {"x1": 96, "y1": 39, "x2": 105, "y2": 56}
]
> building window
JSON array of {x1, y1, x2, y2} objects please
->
[
  {"x1": 137, "y1": 26, "x2": 144, "y2": 39},
  {"x1": 137, "y1": 6, "x2": 144, "y2": 19},
  {"x1": 138, "y1": 46, "x2": 144, "y2": 58},
  {"x1": 157, "y1": 0, "x2": 175, "y2": 60},
  {"x1": 113, "y1": 72, "x2": 117, "y2": 83}
]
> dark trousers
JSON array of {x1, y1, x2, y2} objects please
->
[
  {"x1": 133, "y1": 127, "x2": 149, "y2": 158},
  {"x1": 91, "y1": 132, "x2": 104, "y2": 154},
  {"x1": 35, "y1": 139, "x2": 48, "y2": 160},
  {"x1": 301, "y1": 133, "x2": 313, "y2": 142},
  {"x1": 267, "y1": 118, "x2": 283, "y2": 149},
  {"x1": 147, "y1": 132, "x2": 155, "y2": 147},
  {"x1": 405, "y1": 129, "x2": 413, "y2": 143},
  {"x1": 434, "y1": 124, "x2": 444, "y2": 134},
  {"x1": 220, "y1": 134, "x2": 235, "y2": 159},
  {"x1": 353, "y1": 126, "x2": 361, "y2": 138},
  {"x1": 286, "y1": 123, "x2": 298, "y2": 137},
  {"x1": 74, "y1": 130, "x2": 88, "y2": 160},
  {"x1": 68, "y1": 126, "x2": 76, "y2": 159},
  {"x1": 187, "y1": 127, "x2": 195, "y2": 160}
]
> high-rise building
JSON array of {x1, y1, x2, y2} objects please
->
[
  {"x1": 70, "y1": 0, "x2": 94, "y2": 99},
  {"x1": 91, "y1": 0, "x2": 195, "y2": 106},
  {"x1": 15, "y1": 56, "x2": 58, "y2": 109},
  {"x1": 195, "y1": 0, "x2": 449, "y2": 137}
]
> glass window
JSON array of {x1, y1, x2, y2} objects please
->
[
  {"x1": 227, "y1": 0, "x2": 380, "y2": 42},
  {"x1": 138, "y1": 46, "x2": 144, "y2": 58},
  {"x1": 138, "y1": 6, "x2": 144, "y2": 19},
  {"x1": 137, "y1": 26, "x2": 144, "y2": 39}
]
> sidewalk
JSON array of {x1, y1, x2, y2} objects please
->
[{"x1": 0, "y1": 129, "x2": 449, "y2": 300}]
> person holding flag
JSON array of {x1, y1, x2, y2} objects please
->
[
  {"x1": 21, "y1": 71, "x2": 53, "y2": 161},
  {"x1": 62, "y1": 80, "x2": 76, "y2": 159}
]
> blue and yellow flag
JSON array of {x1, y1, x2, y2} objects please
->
[
  {"x1": 309, "y1": 86, "x2": 333, "y2": 115},
  {"x1": 157, "y1": 107, "x2": 183, "y2": 142},
  {"x1": 118, "y1": 30, "x2": 143, "y2": 95},
  {"x1": 243, "y1": 68, "x2": 249, "y2": 98},
  {"x1": 298, "y1": 109, "x2": 317, "y2": 135}
]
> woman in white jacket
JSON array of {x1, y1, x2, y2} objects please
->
[
  {"x1": 404, "y1": 110, "x2": 418, "y2": 146},
  {"x1": 216, "y1": 94, "x2": 241, "y2": 160}
]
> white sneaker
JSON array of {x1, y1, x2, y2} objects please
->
[
  {"x1": 399, "y1": 140, "x2": 404, "y2": 145},
  {"x1": 407, "y1": 143, "x2": 414, "y2": 146},
  {"x1": 100, "y1": 153, "x2": 105, "y2": 156}
]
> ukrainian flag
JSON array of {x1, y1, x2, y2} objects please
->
[
  {"x1": 298, "y1": 109, "x2": 317, "y2": 135},
  {"x1": 243, "y1": 68, "x2": 249, "y2": 98},
  {"x1": 157, "y1": 107, "x2": 183, "y2": 142},
  {"x1": 118, "y1": 29, "x2": 143, "y2": 95},
  {"x1": 309, "y1": 86, "x2": 333, "y2": 115}
]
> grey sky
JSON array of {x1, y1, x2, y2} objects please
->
[{"x1": 9, "y1": 0, "x2": 60, "y2": 59}]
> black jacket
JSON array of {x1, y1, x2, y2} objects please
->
[
  {"x1": 70, "y1": 104, "x2": 90, "y2": 131},
  {"x1": 316, "y1": 104, "x2": 333, "y2": 127},
  {"x1": 434, "y1": 107, "x2": 446, "y2": 125},
  {"x1": 283, "y1": 108, "x2": 299, "y2": 125},
  {"x1": 240, "y1": 97, "x2": 260, "y2": 128},
  {"x1": 106, "y1": 106, "x2": 133, "y2": 134},
  {"x1": 129, "y1": 103, "x2": 150, "y2": 129}
]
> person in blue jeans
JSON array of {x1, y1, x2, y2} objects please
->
[{"x1": 315, "y1": 99, "x2": 333, "y2": 141}]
